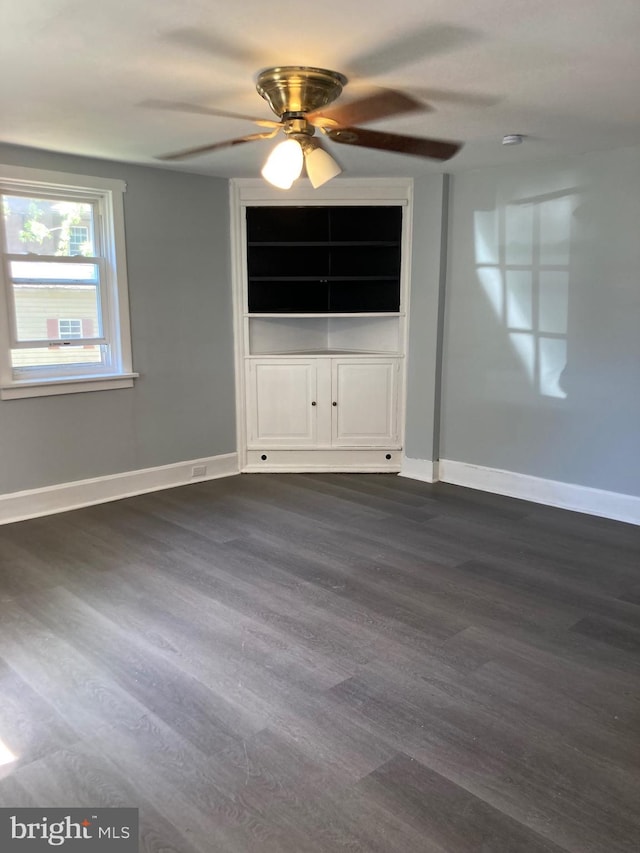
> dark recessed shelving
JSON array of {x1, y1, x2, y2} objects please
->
[
  {"x1": 249, "y1": 276, "x2": 398, "y2": 282},
  {"x1": 246, "y1": 206, "x2": 402, "y2": 314},
  {"x1": 248, "y1": 241, "x2": 399, "y2": 247}
]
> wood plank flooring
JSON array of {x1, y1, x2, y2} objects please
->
[{"x1": 0, "y1": 473, "x2": 638, "y2": 852}]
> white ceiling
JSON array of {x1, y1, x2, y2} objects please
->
[{"x1": 3, "y1": 0, "x2": 640, "y2": 179}]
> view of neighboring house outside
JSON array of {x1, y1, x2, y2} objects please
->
[
  {"x1": 2, "y1": 194, "x2": 102, "y2": 367},
  {"x1": 12, "y1": 287, "x2": 101, "y2": 366}
]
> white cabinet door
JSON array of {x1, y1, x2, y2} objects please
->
[
  {"x1": 247, "y1": 360, "x2": 320, "y2": 447},
  {"x1": 247, "y1": 357, "x2": 400, "y2": 450},
  {"x1": 331, "y1": 359, "x2": 399, "y2": 447}
]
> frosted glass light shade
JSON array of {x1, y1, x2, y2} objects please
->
[
  {"x1": 261, "y1": 139, "x2": 304, "y2": 189},
  {"x1": 304, "y1": 145, "x2": 342, "y2": 188}
]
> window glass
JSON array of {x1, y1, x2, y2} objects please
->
[
  {"x1": 11, "y1": 345, "x2": 106, "y2": 370},
  {"x1": 2, "y1": 195, "x2": 95, "y2": 256},
  {"x1": 8, "y1": 259, "x2": 102, "y2": 345},
  {"x1": 10, "y1": 260, "x2": 99, "y2": 282}
]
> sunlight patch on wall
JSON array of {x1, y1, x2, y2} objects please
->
[
  {"x1": 508, "y1": 331, "x2": 535, "y2": 382},
  {"x1": 476, "y1": 266, "x2": 503, "y2": 316},
  {"x1": 506, "y1": 270, "x2": 533, "y2": 330},
  {"x1": 539, "y1": 337, "x2": 568, "y2": 398},
  {"x1": 473, "y1": 210, "x2": 499, "y2": 264},
  {"x1": 0, "y1": 737, "x2": 18, "y2": 767},
  {"x1": 473, "y1": 191, "x2": 575, "y2": 400}
]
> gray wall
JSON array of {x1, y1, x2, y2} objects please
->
[
  {"x1": 404, "y1": 174, "x2": 447, "y2": 463},
  {"x1": 440, "y1": 144, "x2": 640, "y2": 497},
  {"x1": 0, "y1": 144, "x2": 236, "y2": 494},
  {"x1": 4, "y1": 141, "x2": 638, "y2": 502}
]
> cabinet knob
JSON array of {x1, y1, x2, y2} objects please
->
[
  {"x1": 332, "y1": 401, "x2": 337, "y2": 407},
  {"x1": 311, "y1": 401, "x2": 316, "y2": 406}
]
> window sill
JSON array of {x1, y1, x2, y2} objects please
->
[{"x1": 0, "y1": 372, "x2": 139, "y2": 400}]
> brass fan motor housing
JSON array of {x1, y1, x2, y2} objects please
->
[{"x1": 256, "y1": 67, "x2": 348, "y2": 118}]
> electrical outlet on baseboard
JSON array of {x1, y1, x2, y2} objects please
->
[{"x1": 191, "y1": 465, "x2": 207, "y2": 478}]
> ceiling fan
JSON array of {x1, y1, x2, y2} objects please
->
[{"x1": 155, "y1": 66, "x2": 463, "y2": 189}]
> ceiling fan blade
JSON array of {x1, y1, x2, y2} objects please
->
[
  {"x1": 346, "y1": 23, "x2": 480, "y2": 77},
  {"x1": 163, "y1": 27, "x2": 265, "y2": 66},
  {"x1": 326, "y1": 127, "x2": 462, "y2": 161},
  {"x1": 308, "y1": 89, "x2": 426, "y2": 129},
  {"x1": 141, "y1": 99, "x2": 281, "y2": 128},
  {"x1": 156, "y1": 130, "x2": 278, "y2": 161},
  {"x1": 406, "y1": 87, "x2": 500, "y2": 108}
]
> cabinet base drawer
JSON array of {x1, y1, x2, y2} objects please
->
[{"x1": 244, "y1": 448, "x2": 402, "y2": 472}]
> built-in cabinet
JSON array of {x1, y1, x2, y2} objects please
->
[
  {"x1": 247, "y1": 358, "x2": 399, "y2": 448},
  {"x1": 231, "y1": 179, "x2": 412, "y2": 472}
]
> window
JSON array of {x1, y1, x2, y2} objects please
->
[
  {"x1": 0, "y1": 165, "x2": 136, "y2": 398},
  {"x1": 68, "y1": 226, "x2": 89, "y2": 256},
  {"x1": 58, "y1": 319, "x2": 82, "y2": 339}
]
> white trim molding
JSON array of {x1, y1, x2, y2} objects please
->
[
  {"x1": 0, "y1": 452, "x2": 239, "y2": 525},
  {"x1": 243, "y1": 448, "x2": 401, "y2": 472},
  {"x1": 1, "y1": 372, "x2": 138, "y2": 400},
  {"x1": 399, "y1": 456, "x2": 439, "y2": 483},
  {"x1": 439, "y1": 459, "x2": 640, "y2": 526}
]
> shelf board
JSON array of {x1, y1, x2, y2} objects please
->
[
  {"x1": 248, "y1": 276, "x2": 398, "y2": 282},
  {"x1": 248, "y1": 241, "x2": 400, "y2": 247},
  {"x1": 246, "y1": 350, "x2": 403, "y2": 357},
  {"x1": 246, "y1": 312, "x2": 403, "y2": 318}
]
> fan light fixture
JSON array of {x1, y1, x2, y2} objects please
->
[
  {"x1": 261, "y1": 136, "x2": 342, "y2": 190},
  {"x1": 261, "y1": 138, "x2": 304, "y2": 189},
  {"x1": 304, "y1": 143, "x2": 342, "y2": 188}
]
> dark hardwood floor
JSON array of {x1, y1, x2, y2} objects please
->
[{"x1": 0, "y1": 473, "x2": 639, "y2": 852}]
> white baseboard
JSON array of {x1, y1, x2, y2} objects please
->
[
  {"x1": 399, "y1": 456, "x2": 439, "y2": 483},
  {"x1": 439, "y1": 459, "x2": 640, "y2": 526},
  {"x1": 0, "y1": 452, "x2": 239, "y2": 525},
  {"x1": 5, "y1": 453, "x2": 636, "y2": 527}
]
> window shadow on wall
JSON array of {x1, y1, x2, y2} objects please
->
[{"x1": 474, "y1": 187, "x2": 580, "y2": 399}]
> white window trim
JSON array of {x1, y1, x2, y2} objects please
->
[{"x1": 0, "y1": 164, "x2": 138, "y2": 399}]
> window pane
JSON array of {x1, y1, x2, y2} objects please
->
[
  {"x1": 12, "y1": 283, "x2": 102, "y2": 342},
  {"x1": 11, "y1": 345, "x2": 106, "y2": 370},
  {"x1": 2, "y1": 194, "x2": 95, "y2": 256},
  {"x1": 10, "y1": 260, "x2": 99, "y2": 282}
]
